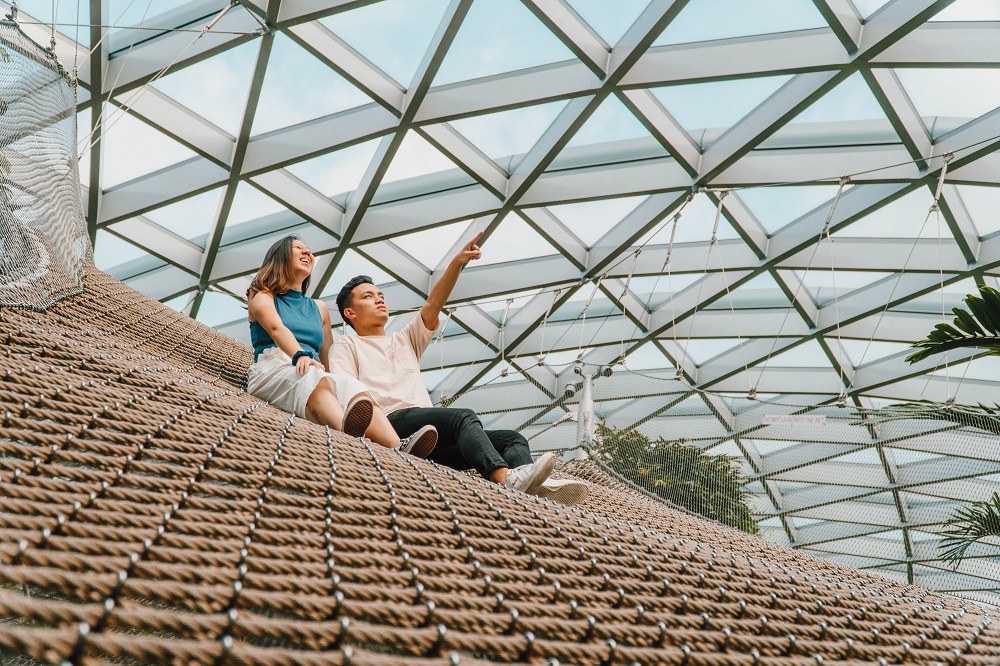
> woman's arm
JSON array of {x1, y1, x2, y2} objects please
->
[
  {"x1": 317, "y1": 300, "x2": 334, "y2": 373},
  {"x1": 249, "y1": 291, "x2": 324, "y2": 374}
]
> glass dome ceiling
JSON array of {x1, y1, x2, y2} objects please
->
[{"x1": 15, "y1": 0, "x2": 1000, "y2": 599}]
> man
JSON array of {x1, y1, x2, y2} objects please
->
[{"x1": 330, "y1": 232, "x2": 588, "y2": 505}]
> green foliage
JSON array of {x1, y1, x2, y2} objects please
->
[
  {"x1": 853, "y1": 400, "x2": 1000, "y2": 436},
  {"x1": 906, "y1": 285, "x2": 1000, "y2": 364},
  {"x1": 904, "y1": 286, "x2": 1000, "y2": 566},
  {"x1": 939, "y1": 492, "x2": 1000, "y2": 568},
  {"x1": 591, "y1": 424, "x2": 759, "y2": 535}
]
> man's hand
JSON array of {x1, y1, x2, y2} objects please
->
[
  {"x1": 422, "y1": 231, "x2": 485, "y2": 330},
  {"x1": 455, "y1": 231, "x2": 483, "y2": 265}
]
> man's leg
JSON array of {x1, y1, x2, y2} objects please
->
[
  {"x1": 485, "y1": 429, "x2": 533, "y2": 469},
  {"x1": 388, "y1": 407, "x2": 507, "y2": 480},
  {"x1": 487, "y1": 428, "x2": 590, "y2": 506}
]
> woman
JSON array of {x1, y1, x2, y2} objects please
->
[{"x1": 246, "y1": 236, "x2": 436, "y2": 457}]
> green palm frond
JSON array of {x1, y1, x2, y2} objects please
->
[
  {"x1": 849, "y1": 400, "x2": 1000, "y2": 435},
  {"x1": 906, "y1": 286, "x2": 1000, "y2": 364},
  {"x1": 939, "y1": 492, "x2": 1000, "y2": 567}
]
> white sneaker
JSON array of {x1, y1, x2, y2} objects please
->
[
  {"x1": 398, "y1": 425, "x2": 437, "y2": 458},
  {"x1": 536, "y1": 478, "x2": 589, "y2": 506},
  {"x1": 504, "y1": 452, "x2": 556, "y2": 496}
]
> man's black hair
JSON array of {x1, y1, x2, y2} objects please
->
[{"x1": 336, "y1": 275, "x2": 374, "y2": 328}]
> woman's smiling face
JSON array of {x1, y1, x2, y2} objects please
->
[{"x1": 290, "y1": 240, "x2": 314, "y2": 279}]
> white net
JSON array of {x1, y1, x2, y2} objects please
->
[
  {"x1": 0, "y1": 20, "x2": 89, "y2": 310},
  {"x1": 461, "y1": 370, "x2": 1000, "y2": 603}
]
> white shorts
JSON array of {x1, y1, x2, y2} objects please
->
[{"x1": 246, "y1": 347, "x2": 374, "y2": 421}]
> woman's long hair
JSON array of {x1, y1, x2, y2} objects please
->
[{"x1": 247, "y1": 235, "x2": 310, "y2": 300}]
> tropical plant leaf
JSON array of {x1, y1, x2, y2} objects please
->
[
  {"x1": 966, "y1": 296, "x2": 999, "y2": 335},
  {"x1": 939, "y1": 492, "x2": 1000, "y2": 568},
  {"x1": 906, "y1": 286, "x2": 1000, "y2": 363},
  {"x1": 849, "y1": 399, "x2": 1000, "y2": 436}
]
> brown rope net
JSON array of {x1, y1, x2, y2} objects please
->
[{"x1": 1, "y1": 266, "x2": 998, "y2": 665}]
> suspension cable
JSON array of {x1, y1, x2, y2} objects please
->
[
  {"x1": 704, "y1": 191, "x2": 755, "y2": 393},
  {"x1": 616, "y1": 249, "x2": 641, "y2": 363},
  {"x1": 575, "y1": 275, "x2": 604, "y2": 366},
  {"x1": 79, "y1": 1, "x2": 240, "y2": 159},
  {"x1": 538, "y1": 287, "x2": 562, "y2": 363},
  {"x1": 851, "y1": 153, "x2": 955, "y2": 392},
  {"x1": 758, "y1": 177, "x2": 849, "y2": 390},
  {"x1": 932, "y1": 153, "x2": 954, "y2": 399}
]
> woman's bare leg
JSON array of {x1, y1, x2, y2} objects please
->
[
  {"x1": 365, "y1": 406, "x2": 401, "y2": 448},
  {"x1": 305, "y1": 378, "x2": 345, "y2": 430}
]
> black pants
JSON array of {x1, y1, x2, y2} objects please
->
[{"x1": 387, "y1": 407, "x2": 532, "y2": 477}]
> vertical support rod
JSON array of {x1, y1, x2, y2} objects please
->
[{"x1": 575, "y1": 375, "x2": 594, "y2": 447}]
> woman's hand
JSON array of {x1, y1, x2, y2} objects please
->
[{"x1": 296, "y1": 355, "x2": 325, "y2": 375}]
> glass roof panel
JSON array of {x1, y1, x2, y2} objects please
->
[
  {"x1": 320, "y1": 0, "x2": 451, "y2": 84},
  {"x1": 546, "y1": 196, "x2": 646, "y2": 247},
  {"x1": 654, "y1": 0, "x2": 826, "y2": 46},
  {"x1": 681, "y1": 338, "x2": 743, "y2": 365},
  {"x1": 834, "y1": 448, "x2": 882, "y2": 465},
  {"x1": 196, "y1": 290, "x2": 248, "y2": 328},
  {"x1": 162, "y1": 292, "x2": 193, "y2": 314},
  {"x1": 319, "y1": 249, "x2": 396, "y2": 300},
  {"x1": 108, "y1": 0, "x2": 177, "y2": 42},
  {"x1": 838, "y1": 338, "x2": 912, "y2": 364},
  {"x1": 433, "y1": 0, "x2": 576, "y2": 86},
  {"x1": 651, "y1": 76, "x2": 793, "y2": 136},
  {"x1": 93, "y1": 229, "x2": 150, "y2": 270},
  {"x1": 851, "y1": 0, "x2": 891, "y2": 18},
  {"x1": 477, "y1": 214, "x2": 558, "y2": 265},
  {"x1": 930, "y1": 0, "x2": 1000, "y2": 21},
  {"x1": 738, "y1": 185, "x2": 844, "y2": 234},
  {"x1": 638, "y1": 195, "x2": 741, "y2": 244},
  {"x1": 786, "y1": 270, "x2": 894, "y2": 305},
  {"x1": 390, "y1": 220, "x2": 472, "y2": 270},
  {"x1": 896, "y1": 277, "x2": 979, "y2": 314},
  {"x1": 623, "y1": 342, "x2": 672, "y2": 371},
  {"x1": 947, "y1": 355, "x2": 1000, "y2": 382},
  {"x1": 784, "y1": 72, "x2": 888, "y2": 125},
  {"x1": 839, "y1": 188, "x2": 941, "y2": 239},
  {"x1": 566, "y1": 96, "x2": 660, "y2": 149},
  {"x1": 284, "y1": 139, "x2": 381, "y2": 202},
  {"x1": 953, "y1": 185, "x2": 1000, "y2": 238},
  {"x1": 151, "y1": 39, "x2": 259, "y2": 135},
  {"x1": 99, "y1": 110, "x2": 198, "y2": 188},
  {"x1": 448, "y1": 100, "x2": 569, "y2": 172},
  {"x1": 761, "y1": 340, "x2": 831, "y2": 368},
  {"x1": 19, "y1": 0, "x2": 91, "y2": 44},
  {"x1": 381, "y1": 131, "x2": 461, "y2": 184},
  {"x1": 77, "y1": 111, "x2": 91, "y2": 186},
  {"x1": 631, "y1": 273, "x2": 703, "y2": 310},
  {"x1": 565, "y1": 0, "x2": 646, "y2": 45},
  {"x1": 252, "y1": 33, "x2": 374, "y2": 136},
  {"x1": 711, "y1": 272, "x2": 789, "y2": 309},
  {"x1": 144, "y1": 187, "x2": 224, "y2": 248},
  {"x1": 895, "y1": 69, "x2": 1000, "y2": 131},
  {"x1": 225, "y1": 182, "x2": 288, "y2": 228}
]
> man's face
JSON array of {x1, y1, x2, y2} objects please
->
[{"x1": 347, "y1": 282, "x2": 389, "y2": 327}]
